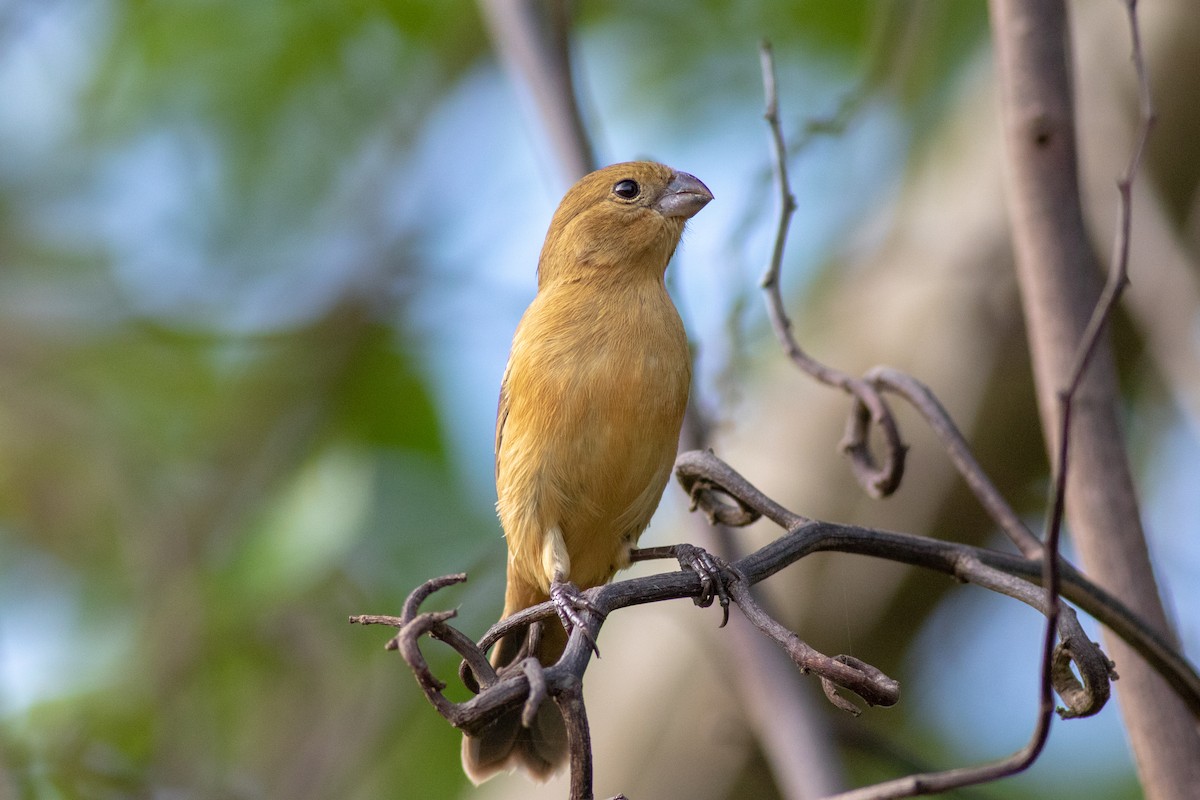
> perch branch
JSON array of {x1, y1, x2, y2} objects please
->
[
  {"x1": 358, "y1": 447, "x2": 1200, "y2": 799},
  {"x1": 724, "y1": 571, "x2": 901, "y2": 713},
  {"x1": 673, "y1": 451, "x2": 1200, "y2": 718}
]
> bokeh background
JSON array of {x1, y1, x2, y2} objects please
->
[{"x1": 1, "y1": 1, "x2": 1197, "y2": 798}]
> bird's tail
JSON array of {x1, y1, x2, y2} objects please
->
[{"x1": 461, "y1": 575, "x2": 569, "y2": 784}]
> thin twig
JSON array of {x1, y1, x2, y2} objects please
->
[
  {"x1": 864, "y1": 366, "x2": 1044, "y2": 558},
  {"x1": 757, "y1": 38, "x2": 1046, "y2": 558},
  {"x1": 1011, "y1": 0, "x2": 1155, "y2": 783},
  {"x1": 1063, "y1": 0, "x2": 1155, "y2": 397},
  {"x1": 758, "y1": 40, "x2": 908, "y2": 499},
  {"x1": 1033, "y1": 0, "x2": 1153, "y2": 779},
  {"x1": 951, "y1": 553, "x2": 1113, "y2": 718},
  {"x1": 725, "y1": 572, "x2": 901, "y2": 711}
]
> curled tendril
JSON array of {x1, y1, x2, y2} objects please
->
[
  {"x1": 841, "y1": 379, "x2": 908, "y2": 498},
  {"x1": 1052, "y1": 638, "x2": 1118, "y2": 719},
  {"x1": 686, "y1": 477, "x2": 762, "y2": 527}
]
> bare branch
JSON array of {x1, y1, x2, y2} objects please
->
[
  {"x1": 679, "y1": 414, "x2": 848, "y2": 798},
  {"x1": 359, "y1": 444, "x2": 1200, "y2": 798},
  {"x1": 758, "y1": 40, "x2": 908, "y2": 499},
  {"x1": 951, "y1": 552, "x2": 1113, "y2": 718},
  {"x1": 1064, "y1": 0, "x2": 1156, "y2": 399},
  {"x1": 757, "y1": 42, "x2": 1073, "y2": 790},
  {"x1": 557, "y1": 680, "x2": 593, "y2": 800},
  {"x1": 864, "y1": 366, "x2": 1044, "y2": 558},
  {"x1": 725, "y1": 573, "x2": 900, "y2": 713},
  {"x1": 753, "y1": 2, "x2": 1178, "y2": 792},
  {"x1": 672, "y1": 450, "x2": 1199, "y2": 716},
  {"x1": 478, "y1": 0, "x2": 595, "y2": 182}
]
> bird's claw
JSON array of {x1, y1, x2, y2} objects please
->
[
  {"x1": 673, "y1": 543, "x2": 734, "y2": 627},
  {"x1": 549, "y1": 580, "x2": 604, "y2": 657},
  {"x1": 519, "y1": 657, "x2": 548, "y2": 728}
]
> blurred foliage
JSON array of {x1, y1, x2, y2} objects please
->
[{"x1": 0, "y1": 0, "x2": 1176, "y2": 799}]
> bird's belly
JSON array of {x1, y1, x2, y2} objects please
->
[
  {"x1": 555, "y1": 416, "x2": 674, "y2": 585},
  {"x1": 498, "y1": 342, "x2": 688, "y2": 593}
]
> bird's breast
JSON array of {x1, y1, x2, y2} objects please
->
[{"x1": 498, "y1": 278, "x2": 691, "y2": 588}]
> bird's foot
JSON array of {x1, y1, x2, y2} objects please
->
[
  {"x1": 549, "y1": 580, "x2": 603, "y2": 657},
  {"x1": 633, "y1": 543, "x2": 735, "y2": 626},
  {"x1": 518, "y1": 657, "x2": 548, "y2": 728},
  {"x1": 676, "y1": 543, "x2": 736, "y2": 626}
]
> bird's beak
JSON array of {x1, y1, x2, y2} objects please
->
[{"x1": 654, "y1": 171, "x2": 713, "y2": 219}]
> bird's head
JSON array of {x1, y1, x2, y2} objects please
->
[{"x1": 537, "y1": 161, "x2": 713, "y2": 288}]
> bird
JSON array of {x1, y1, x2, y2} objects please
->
[{"x1": 461, "y1": 161, "x2": 713, "y2": 783}]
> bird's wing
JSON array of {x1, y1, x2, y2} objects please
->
[{"x1": 494, "y1": 362, "x2": 512, "y2": 479}]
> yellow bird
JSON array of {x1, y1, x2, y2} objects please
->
[{"x1": 462, "y1": 161, "x2": 712, "y2": 783}]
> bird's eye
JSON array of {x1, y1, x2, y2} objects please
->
[{"x1": 612, "y1": 179, "x2": 640, "y2": 199}]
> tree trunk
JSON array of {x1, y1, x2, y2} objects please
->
[{"x1": 989, "y1": 2, "x2": 1200, "y2": 797}]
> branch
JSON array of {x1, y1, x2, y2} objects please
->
[
  {"x1": 1063, "y1": 0, "x2": 1154, "y2": 400},
  {"x1": 355, "y1": 446, "x2": 1200, "y2": 798},
  {"x1": 672, "y1": 450, "x2": 1200, "y2": 719},
  {"x1": 863, "y1": 366, "x2": 1044, "y2": 558},
  {"x1": 724, "y1": 573, "x2": 900, "y2": 714},
  {"x1": 755, "y1": 4, "x2": 1188, "y2": 791},
  {"x1": 478, "y1": 0, "x2": 595, "y2": 183},
  {"x1": 759, "y1": 41, "x2": 1043, "y2": 562},
  {"x1": 992, "y1": 0, "x2": 1200, "y2": 793},
  {"x1": 759, "y1": 41, "x2": 908, "y2": 500}
]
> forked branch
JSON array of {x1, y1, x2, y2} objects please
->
[{"x1": 354, "y1": 445, "x2": 1198, "y2": 799}]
